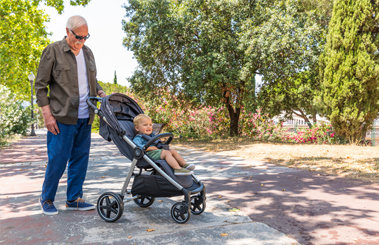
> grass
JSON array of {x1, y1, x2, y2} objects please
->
[{"x1": 174, "y1": 136, "x2": 379, "y2": 183}]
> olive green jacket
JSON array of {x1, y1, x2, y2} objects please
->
[{"x1": 35, "y1": 37, "x2": 103, "y2": 125}]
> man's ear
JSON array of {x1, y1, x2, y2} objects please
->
[{"x1": 66, "y1": 27, "x2": 70, "y2": 36}]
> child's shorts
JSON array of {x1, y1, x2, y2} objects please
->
[{"x1": 147, "y1": 149, "x2": 163, "y2": 161}]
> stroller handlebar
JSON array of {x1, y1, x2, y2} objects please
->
[
  {"x1": 143, "y1": 133, "x2": 174, "y2": 151},
  {"x1": 86, "y1": 97, "x2": 103, "y2": 116}
]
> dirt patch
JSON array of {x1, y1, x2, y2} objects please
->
[{"x1": 175, "y1": 138, "x2": 379, "y2": 183}]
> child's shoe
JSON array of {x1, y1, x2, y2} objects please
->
[
  {"x1": 174, "y1": 168, "x2": 193, "y2": 176},
  {"x1": 183, "y1": 163, "x2": 196, "y2": 171}
]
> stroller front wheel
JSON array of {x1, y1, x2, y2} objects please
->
[
  {"x1": 134, "y1": 195, "x2": 155, "y2": 208},
  {"x1": 97, "y1": 192, "x2": 124, "y2": 222},
  {"x1": 190, "y1": 195, "x2": 206, "y2": 215},
  {"x1": 171, "y1": 202, "x2": 191, "y2": 224}
]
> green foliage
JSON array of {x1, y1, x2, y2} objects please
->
[
  {"x1": 0, "y1": 0, "x2": 50, "y2": 100},
  {"x1": 251, "y1": 0, "x2": 328, "y2": 125},
  {"x1": 98, "y1": 81, "x2": 129, "y2": 94},
  {"x1": 0, "y1": 85, "x2": 34, "y2": 145},
  {"x1": 91, "y1": 82, "x2": 130, "y2": 132},
  {"x1": 122, "y1": 0, "x2": 323, "y2": 136},
  {"x1": 282, "y1": 122, "x2": 339, "y2": 144},
  {"x1": 258, "y1": 70, "x2": 320, "y2": 125},
  {"x1": 0, "y1": 0, "x2": 93, "y2": 100},
  {"x1": 114, "y1": 71, "x2": 117, "y2": 84},
  {"x1": 319, "y1": 0, "x2": 379, "y2": 144},
  {"x1": 91, "y1": 87, "x2": 339, "y2": 145}
]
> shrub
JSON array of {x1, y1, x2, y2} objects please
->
[
  {"x1": 0, "y1": 85, "x2": 34, "y2": 145},
  {"x1": 92, "y1": 85, "x2": 338, "y2": 145},
  {"x1": 283, "y1": 122, "x2": 339, "y2": 144}
]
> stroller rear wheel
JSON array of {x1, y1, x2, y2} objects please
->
[
  {"x1": 134, "y1": 195, "x2": 155, "y2": 208},
  {"x1": 190, "y1": 195, "x2": 206, "y2": 215},
  {"x1": 97, "y1": 192, "x2": 124, "y2": 222},
  {"x1": 171, "y1": 202, "x2": 191, "y2": 224}
]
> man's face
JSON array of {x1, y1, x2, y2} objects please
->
[{"x1": 66, "y1": 25, "x2": 89, "y2": 52}]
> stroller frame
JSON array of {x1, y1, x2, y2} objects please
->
[{"x1": 87, "y1": 95, "x2": 206, "y2": 223}]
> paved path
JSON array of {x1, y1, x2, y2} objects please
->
[
  {"x1": 1, "y1": 129, "x2": 379, "y2": 244},
  {"x1": 0, "y1": 129, "x2": 296, "y2": 245}
]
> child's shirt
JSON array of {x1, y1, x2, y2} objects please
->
[{"x1": 133, "y1": 133, "x2": 154, "y2": 148}]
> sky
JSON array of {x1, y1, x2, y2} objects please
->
[
  {"x1": 41, "y1": 0, "x2": 262, "y2": 88},
  {"x1": 41, "y1": 0, "x2": 137, "y2": 87}
]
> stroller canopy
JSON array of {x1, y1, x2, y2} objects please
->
[
  {"x1": 100, "y1": 93, "x2": 143, "y2": 137},
  {"x1": 99, "y1": 93, "x2": 144, "y2": 160}
]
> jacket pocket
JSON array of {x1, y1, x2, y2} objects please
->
[{"x1": 54, "y1": 64, "x2": 71, "y2": 85}]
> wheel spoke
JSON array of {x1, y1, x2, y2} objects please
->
[
  {"x1": 110, "y1": 200, "x2": 117, "y2": 208},
  {"x1": 180, "y1": 214, "x2": 186, "y2": 220}
]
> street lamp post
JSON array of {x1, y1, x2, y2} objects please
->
[{"x1": 28, "y1": 72, "x2": 36, "y2": 136}]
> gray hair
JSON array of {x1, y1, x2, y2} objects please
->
[{"x1": 66, "y1": 15, "x2": 88, "y2": 30}]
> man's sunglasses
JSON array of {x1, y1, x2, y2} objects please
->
[{"x1": 70, "y1": 29, "x2": 90, "y2": 41}]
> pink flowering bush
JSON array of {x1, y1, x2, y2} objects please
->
[
  {"x1": 283, "y1": 122, "x2": 339, "y2": 144},
  {"x1": 239, "y1": 108, "x2": 285, "y2": 141},
  {"x1": 93, "y1": 87, "x2": 339, "y2": 144}
]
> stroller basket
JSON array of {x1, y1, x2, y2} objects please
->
[{"x1": 87, "y1": 93, "x2": 206, "y2": 223}]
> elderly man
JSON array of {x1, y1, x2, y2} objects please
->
[{"x1": 35, "y1": 15, "x2": 106, "y2": 215}]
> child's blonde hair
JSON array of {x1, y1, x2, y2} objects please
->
[{"x1": 133, "y1": 114, "x2": 152, "y2": 128}]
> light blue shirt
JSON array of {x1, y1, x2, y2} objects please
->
[{"x1": 132, "y1": 134, "x2": 148, "y2": 148}]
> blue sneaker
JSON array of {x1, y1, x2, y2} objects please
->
[
  {"x1": 40, "y1": 198, "x2": 58, "y2": 215},
  {"x1": 66, "y1": 198, "x2": 95, "y2": 211}
]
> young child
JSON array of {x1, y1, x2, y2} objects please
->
[{"x1": 132, "y1": 114, "x2": 195, "y2": 176}]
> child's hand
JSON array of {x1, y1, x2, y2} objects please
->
[{"x1": 146, "y1": 146, "x2": 159, "y2": 151}]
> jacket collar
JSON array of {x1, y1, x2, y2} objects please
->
[
  {"x1": 62, "y1": 37, "x2": 71, "y2": 53},
  {"x1": 61, "y1": 36, "x2": 88, "y2": 54}
]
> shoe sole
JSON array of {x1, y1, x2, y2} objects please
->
[
  {"x1": 40, "y1": 199, "x2": 58, "y2": 215},
  {"x1": 66, "y1": 206, "x2": 96, "y2": 211},
  {"x1": 42, "y1": 210, "x2": 58, "y2": 215},
  {"x1": 185, "y1": 165, "x2": 195, "y2": 171},
  {"x1": 174, "y1": 171, "x2": 194, "y2": 176}
]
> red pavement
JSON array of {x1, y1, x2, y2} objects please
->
[
  {"x1": 0, "y1": 135, "x2": 48, "y2": 164},
  {"x1": 2, "y1": 132, "x2": 379, "y2": 244}
]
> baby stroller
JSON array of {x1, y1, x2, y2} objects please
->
[{"x1": 87, "y1": 93, "x2": 206, "y2": 223}]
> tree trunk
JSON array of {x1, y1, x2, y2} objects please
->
[
  {"x1": 312, "y1": 112, "x2": 317, "y2": 124},
  {"x1": 226, "y1": 103, "x2": 241, "y2": 137},
  {"x1": 292, "y1": 109, "x2": 312, "y2": 128}
]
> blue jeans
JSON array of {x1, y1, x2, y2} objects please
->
[{"x1": 41, "y1": 118, "x2": 91, "y2": 202}]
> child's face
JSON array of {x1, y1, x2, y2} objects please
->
[{"x1": 136, "y1": 118, "x2": 153, "y2": 135}]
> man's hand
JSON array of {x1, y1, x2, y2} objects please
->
[
  {"x1": 41, "y1": 105, "x2": 60, "y2": 135},
  {"x1": 97, "y1": 90, "x2": 107, "y2": 98}
]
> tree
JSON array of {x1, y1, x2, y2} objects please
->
[
  {"x1": 0, "y1": 0, "x2": 92, "y2": 100},
  {"x1": 319, "y1": 0, "x2": 379, "y2": 144},
  {"x1": 98, "y1": 81, "x2": 128, "y2": 94},
  {"x1": 123, "y1": 0, "x2": 323, "y2": 136},
  {"x1": 258, "y1": 71, "x2": 320, "y2": 127},
  {"x1": 114, "y1": 70, "x2": 117, "y2": 84},
  {"x1": 257, "y1": 0, "x2": 332, "y2": 126}
]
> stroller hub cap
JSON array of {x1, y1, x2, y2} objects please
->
[{"x1": 133, "y1": 147, "x2": 144, "y2": 160}]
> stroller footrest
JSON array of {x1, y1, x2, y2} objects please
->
[{"x1": 185, "y1": 181, "x2": 204, "y2": 194}]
